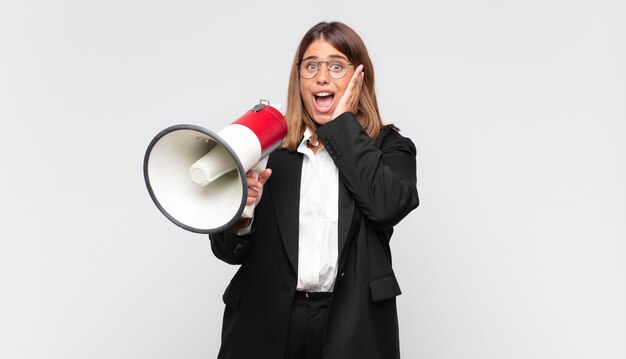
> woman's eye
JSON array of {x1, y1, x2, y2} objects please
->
[
  {"x1": 329, "y1": 63, "x2": 343, "y2": 71},
  {"x1": 306, "y1": 63, "x2": 319, "y2": 71}
]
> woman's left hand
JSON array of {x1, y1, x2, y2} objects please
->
[{"x1": 332, "y1": 64, "x2": 364, "y2": 119}]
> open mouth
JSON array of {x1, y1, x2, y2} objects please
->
[{"x1": 314, "y1": 92, "x2": 334, "y2": 113}]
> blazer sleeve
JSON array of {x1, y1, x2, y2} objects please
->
[
  {"x1": 316, "y1": 112, "x2": 419, "y2": 230},
  {"x1": 209, "y1": 226, "x2": 254, "y2": 265}
]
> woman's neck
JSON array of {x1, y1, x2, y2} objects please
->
[{"x1": 307, "y1": 137, "x2": 323, "y2": 155}]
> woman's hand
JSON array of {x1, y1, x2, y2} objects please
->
[
  {"x1": 332, "y1": 64, "x2": 364, "y2": 119},
  {"x1": 230, "y1": 168, "x2": 272, "y2": 233},
  {"x1": 245, "y1": 168, "x2": 272, "y2": 208}
]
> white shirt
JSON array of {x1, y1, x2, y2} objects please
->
[{"x1": 295, "y1": 128, "x2": 339, "y2": 292}]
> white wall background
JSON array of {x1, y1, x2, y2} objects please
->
[{"x1": 1, "y1": 0, "x2": 624, "y2": 358}]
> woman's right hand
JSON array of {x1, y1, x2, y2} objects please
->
[
  {"x1": 245, "y1": 168, "x2": 272, "y2": 209},
  {"x1": 231, "y1": 168, "x2": 272, "y2": 233}
]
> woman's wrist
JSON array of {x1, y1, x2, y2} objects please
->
[{"x1": 230, "y1": 217, "x2": 252, "y2": 234}]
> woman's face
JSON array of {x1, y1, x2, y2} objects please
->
[{"x1": 299, "y1": 39, "x2": 354, "y2": 126}]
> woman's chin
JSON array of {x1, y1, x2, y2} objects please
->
[
  {"x1": 311, "y1": 107, "x2": 335, "y2": 125},
  {"x1": 312, "y1": 114, "x2": 333, "y2": 126}
]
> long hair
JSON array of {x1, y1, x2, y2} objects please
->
[{"x1": 282, "y1": 21, "x2": 383, "y2": 151}]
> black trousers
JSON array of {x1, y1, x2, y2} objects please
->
[{"x1": 284, "y1": 292, "x2": 332, "y2": 359}]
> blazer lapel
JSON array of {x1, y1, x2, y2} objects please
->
[
  {"x1": 268, "y1": 149, "x2": 302, "y2": 274},
  {"x1": 337, "y1": 178, "x2": 355, "y2": 269}
]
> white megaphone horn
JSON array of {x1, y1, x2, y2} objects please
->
[{"x1": 143, "y1": 100, "x2": 287, "y2": 234}]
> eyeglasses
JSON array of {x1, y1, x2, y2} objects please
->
[{"x1": 298, "y1": 59, "x2": 353, "y2": 79}]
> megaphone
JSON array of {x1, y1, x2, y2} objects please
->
[{"x1": 143, "y1": 100, "x2": 287, "y2": 234}]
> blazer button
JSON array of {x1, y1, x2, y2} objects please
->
[{"x1": 233, "y1": 243, "x2": 244, "y2": 254}]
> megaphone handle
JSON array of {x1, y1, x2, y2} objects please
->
[{"x1": 241, "y1": 156, "x2": 269, "y2": 218}]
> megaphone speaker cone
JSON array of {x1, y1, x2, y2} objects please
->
[{"x1": 144, "y1": 125, "x2": 247, "y2": 234}]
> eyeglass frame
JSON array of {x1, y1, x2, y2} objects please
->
[{"x1": 297, "y1": 59, "x2": 354, "y2": 80}]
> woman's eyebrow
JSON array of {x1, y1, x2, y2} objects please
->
[{"x1": 301, "y1": 54, "x2": 348, "y2": 62}]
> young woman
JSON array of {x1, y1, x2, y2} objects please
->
[{"x1": 210, "y1": 21, "x2": 419, "y2": 359}]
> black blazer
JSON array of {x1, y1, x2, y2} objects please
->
[{"x1": 210, "y1": 113, "x2": 419, "y2": 359}]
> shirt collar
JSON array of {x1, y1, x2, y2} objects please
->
[{"x1": 297, "y1": 127, "x2": 319, "y2": 154}]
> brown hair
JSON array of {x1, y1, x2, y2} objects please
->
[{"x1": 282, "y1": 21, "x2": 383, "y2": 151}]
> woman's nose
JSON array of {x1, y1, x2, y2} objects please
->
[{"x1": 316, "y1": 65, "x2": 330, "y2": 84}]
